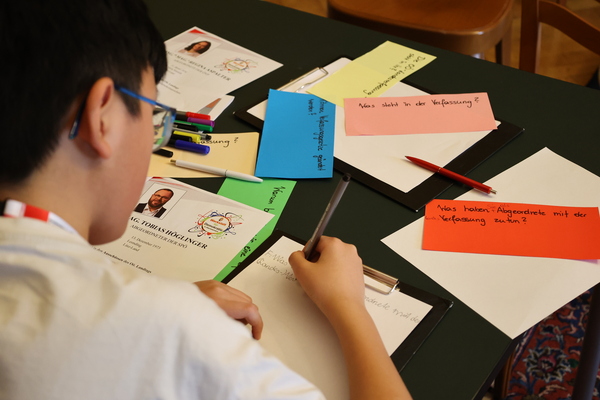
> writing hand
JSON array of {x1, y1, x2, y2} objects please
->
[
  {"x1": 290, "y1": 237, "x2": 413, "y2": 400},
  {"x1": 194, "y1": 280, "x2": 263, "y2": 340},
  {"x1": 289, "y1": 236, "x2": 366, "y2": 320}
]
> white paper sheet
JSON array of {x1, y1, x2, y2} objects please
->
[
  {"x1": 382, "y1": 148, "x2": 600, "y2": 338},
  {"x1": 228, "y1": 235, "x2": 432, "y2": 400},
  {"x1": 334, "y1": 101, "x2": 497, "y2": 192}
]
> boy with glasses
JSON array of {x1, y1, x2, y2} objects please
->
[{"x1": 0, "y1": 1, "x2": 411, "y2": 399}]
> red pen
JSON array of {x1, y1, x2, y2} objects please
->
[{"x1": 406, "y1": 156, "x2": 497, "y2": 194}]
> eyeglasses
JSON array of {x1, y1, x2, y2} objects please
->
[{"x1": 68, "y1": 85, "x2": 177, "y2": 151}]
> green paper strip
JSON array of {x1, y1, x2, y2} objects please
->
[{"x1": 213, "y1": 178, "x2": 296, "y2": 281}]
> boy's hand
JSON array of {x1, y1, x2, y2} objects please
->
[
  {"x1": 289, "y1": 236, "x2": 366, "y2": 321},
  {"x1": 194, "y1": 280, "x2": 263, "y2": 339}
]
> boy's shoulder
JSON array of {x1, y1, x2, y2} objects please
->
[{"x1": 0, "y1": 216, "x2": 211, "y2": 321}]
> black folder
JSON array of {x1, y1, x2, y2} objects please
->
[{"x1": 234, "y1": 59, "x2": 524, "y2": 211}]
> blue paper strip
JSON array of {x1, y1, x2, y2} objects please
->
[{"x1": 255, "y1": 90, "x2": 335, "y2": 179}]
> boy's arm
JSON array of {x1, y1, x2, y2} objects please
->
[{"x1": 289, "y1": 236, "x2": 413, "y2": 400}]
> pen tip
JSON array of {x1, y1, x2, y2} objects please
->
[
  {"x1": 490, "y1": 189, "x2": 497, "y2": 194},
  {"x1": 169, "y1": 159, "x2": 176, "y2": 164}
]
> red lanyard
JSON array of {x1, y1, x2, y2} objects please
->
[{"x1": 1, "y1": 199, "x2": 78, "y2": 235}]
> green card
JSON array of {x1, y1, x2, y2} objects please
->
[{"x1": 213, "y1": 178, "x2": 296, "y2": 281}]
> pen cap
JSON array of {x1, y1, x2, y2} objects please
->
[
  {"x1": 187, "y1": 117, "x2": 215, "y2": 127},
  {"x1": 172, "y1": 131, "x2": 201, "y2": 143},
  {"x1": 176, "y1": 111, "x2": 210, "y2": 120},
  {"x1": 174, "y1": 140, "x2": 210, "y2": 155},
  {"x1": 168, "y1": 134, "x2": 191, "y2": 146}
]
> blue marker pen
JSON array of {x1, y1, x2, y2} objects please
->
[{"x1": 173, "y1": 140, "x2": 210, "y2": 155}]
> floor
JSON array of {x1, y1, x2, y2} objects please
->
[{"x1": 263, "y1": 0, "x2": 600, "y2": 87}]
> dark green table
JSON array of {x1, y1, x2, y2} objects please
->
[{"x1": 144, "y1": 1, "x2": 600, "y2": 398}]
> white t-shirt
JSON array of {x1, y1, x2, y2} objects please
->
[{"x1": 0, "y1": 217, "x2": 324, "y2": 400}]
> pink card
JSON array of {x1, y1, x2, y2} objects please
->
[
  {"x1": 344, "y1": 92, "x2": 497, "y2": 136},
  {"x1": 423, "y1": 199, "x2": 600, "y2": 259}
]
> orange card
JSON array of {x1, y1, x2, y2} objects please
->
[
  {"x1": 423, "y1": 199, "x2": 600, "y2": 259},
  {"x1": 344, "y1": 92, "x2": 497, "y2": 136}
]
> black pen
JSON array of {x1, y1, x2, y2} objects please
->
[
  {"x1": 174, "y1": 121, "x2": 199, "y2": 131},
  {"x1": 153, "y1": 148, "x2": 173, "y2": 158},
  {"x1": 304, "y1": 174, "x2": 351, "y2": 260}
]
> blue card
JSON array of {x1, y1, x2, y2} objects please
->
[{"x1": 255, "y1": 90, "x2": 335, "y2": 179}]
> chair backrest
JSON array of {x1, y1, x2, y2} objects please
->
[
  {"x1": 327, "y1": 0, "x2": 514, "y2": 61},
  {"x1": 519, "y1": 0, "x2": 600, "y2": 73}
]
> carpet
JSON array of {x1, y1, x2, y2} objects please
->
[{"x1": 503, "y1": 288, "x2": 600, "y2": 400}]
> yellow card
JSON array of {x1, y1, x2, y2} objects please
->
[
  {"x1": 308, "y1": 41, "x2": 436, "y2": 107},
  {"x1": 148, "y1": 132, "x2": 260, "y2": 178}
]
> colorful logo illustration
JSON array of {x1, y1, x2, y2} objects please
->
[
  {"x1": 188, "y1": 210, "x2": 243, "y2": 238},
  {"x1": 218, "y1": 58, "x2": 257, "y2": 73}
]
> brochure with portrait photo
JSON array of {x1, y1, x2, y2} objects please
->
[
  {"x1": 158, "y1": 27, "x2": 282, "y2": 114},
  {"x1": 95, "y1": 177, "x2": 273, "y2": 281}
]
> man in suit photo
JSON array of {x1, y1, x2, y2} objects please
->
[{"x1": 134, "y1": 188, "x2": 174, "y2": 218}]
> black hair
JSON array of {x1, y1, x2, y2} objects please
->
[
  {"x1": 184, "y1": 41, "x2": 212, "y2": 54},
  {"x1": 0, "y1": 0, "x2": 168, "y2": 185}
]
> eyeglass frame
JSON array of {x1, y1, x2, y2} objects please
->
[{"x1": 68, "y1": 84, "x2": 177, "y2": 151}]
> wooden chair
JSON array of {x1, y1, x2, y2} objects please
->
[
  {"x1": 326, "y1": 0, "x2": 515, "y2": 65},
  {"x1": 519, "y1": 0, "x2": 600, "y2": 73}
]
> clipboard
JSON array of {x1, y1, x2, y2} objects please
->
[
  {"x1": 222, "y1": 230, "x2": 452, "y2": 376},
  {"x1": 234, "y1": 56, "x2": 350, "y2": 128},
  {"x1": 234, "y1": 58, "x2": 524, "y2": 212}
]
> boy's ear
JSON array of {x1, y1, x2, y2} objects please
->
[{"x1": 77, "y1": 77, "x2": 117, "y2": 159}]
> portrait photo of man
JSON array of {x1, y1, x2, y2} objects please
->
[{"x1": 134, "y1": 188, "x2": 174, "y2": 218}]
